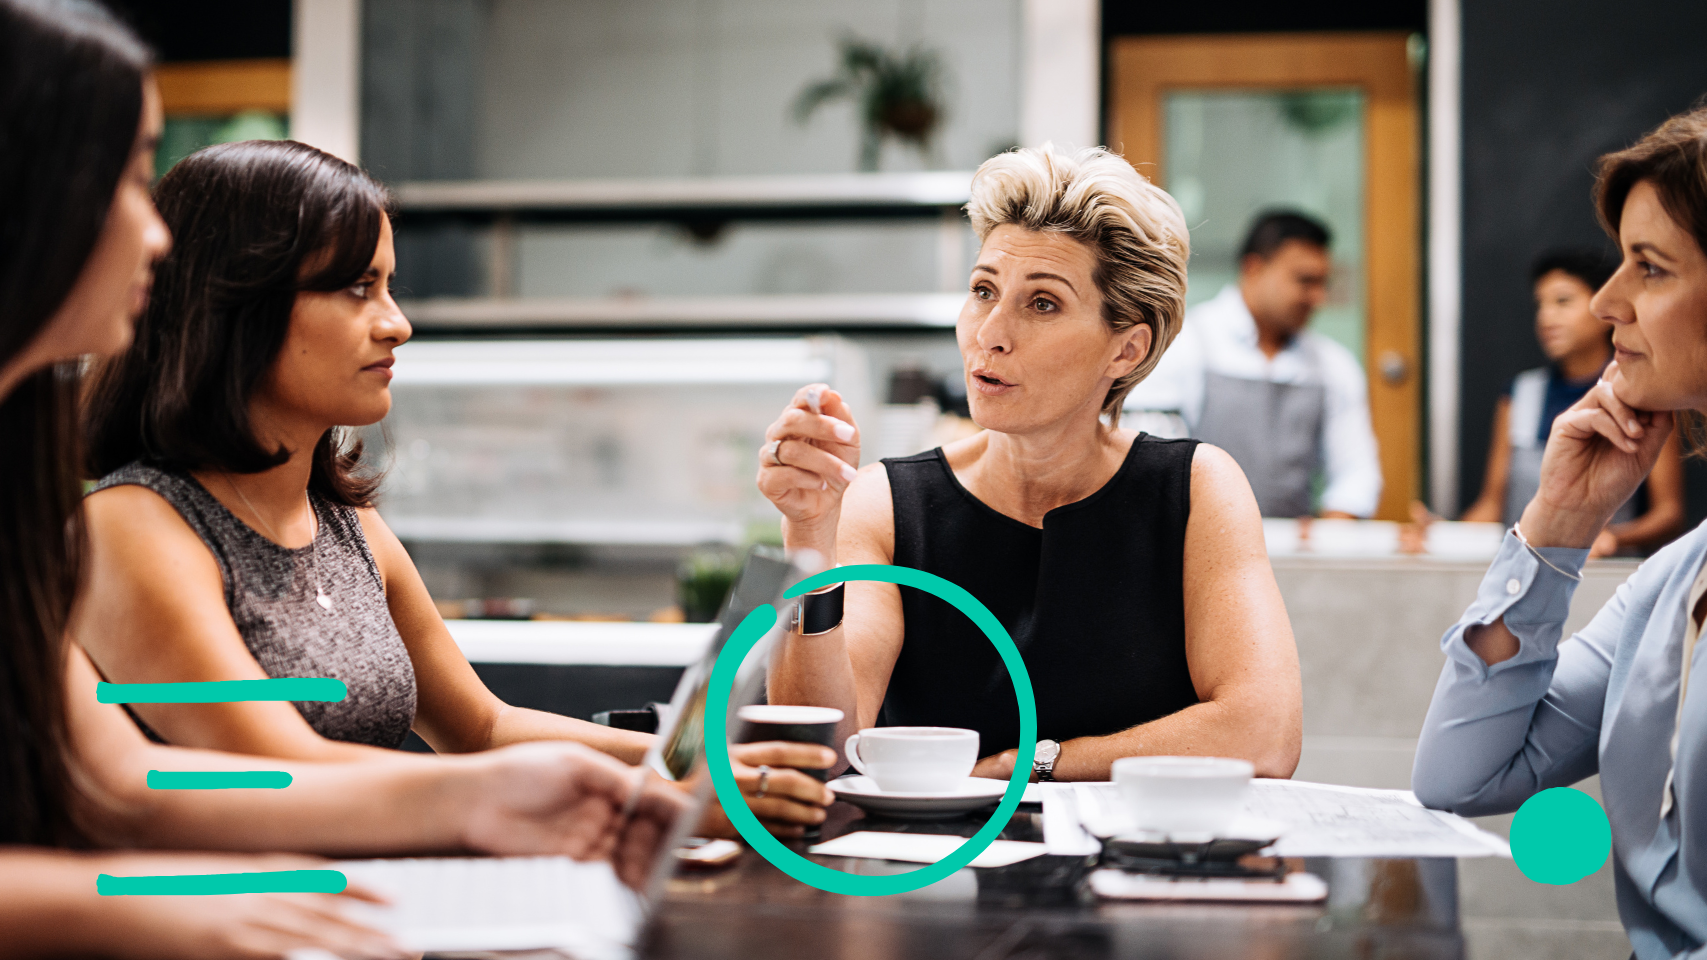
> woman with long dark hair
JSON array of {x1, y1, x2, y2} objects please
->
[
  {"x1": 0, "y1": 2, "x2": 680, "y2": 955},
  {"x1": 72, "y1": 138, "x2": 835, "y2": 837}
]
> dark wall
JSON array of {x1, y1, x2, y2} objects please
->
[
  {"x1": 1458, "y1": 1, "x2": 1707, "y2": 520},
  {"x1": 1103, "y1": 0, "x2": 1424, "y2": 37},
  {"x1": 103, "y1": 0, "x2": 290, "y2": 61}
]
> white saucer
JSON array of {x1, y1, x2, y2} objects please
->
[{"x1": 828, "y1": 776, "x2": 1014, "y2": 819}]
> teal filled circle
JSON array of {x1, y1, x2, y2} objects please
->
[
  {"x1": 701, "y1": 563, "x2": 1037, "y2": 897},
  {"x1": 1510, "y1": 787, "x2": 1611, "y2": 885}
]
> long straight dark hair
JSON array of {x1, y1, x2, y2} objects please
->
[
  {"x1": 0, "y1": 0, "x2": 151, "y2": 846},
  {"x1": 85, "y1": 139, "x2": 390, "y2": 507}
]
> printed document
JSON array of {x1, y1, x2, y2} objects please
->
[{"x1": 1043, "y1": 779, "x2": 1510, "y2": 859}]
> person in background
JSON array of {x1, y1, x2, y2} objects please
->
[
  {"x1": 1460, "y1": 249, "x2": 1683, "y2": 556},
  {"x1": 0, "y1": 2, "x2": 682, "y2": 956},
  {"x1": 1126, "y1": 210, "x2": 1381, "y2": 518}
]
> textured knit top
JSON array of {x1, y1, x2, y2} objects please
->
[
  {"x1": 879, "y1": 435, "x2": 1202, "y2": 755},
  {"x1": 93, "y1": 462, "x2": 417, "y2": 748}
]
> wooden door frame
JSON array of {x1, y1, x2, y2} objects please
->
[
  {"x1": 155, "y1": 59, "x2": 292, "y2": 115},
  {"x1": 1108, "y1": 33, "x2": 1420, "y2": 521}
]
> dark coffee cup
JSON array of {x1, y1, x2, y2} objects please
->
[{"x1": 734, "y1": 704, "x2": 844, "y2": 782}]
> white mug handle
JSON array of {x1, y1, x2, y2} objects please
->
[{"x1": 844, "y1": 733, "x2": 869, "y2": 776}]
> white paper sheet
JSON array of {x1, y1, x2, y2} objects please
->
[
  {"x1": 808, "y1": 831, "x2": 1048, "y2": 868},
  {"x1": 1038, "y1": 783, "x2": 1102, "y2": 856},
  {"x1": 1041, "y1": 779, "x2": 1510, "y2": 859},
  {"x1": 1244, "y1": 780, "x2": 1509, "y2": 858}
]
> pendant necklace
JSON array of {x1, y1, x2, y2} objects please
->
[{"x1": 227, "y1": 474, "x2": 332, "y2": 612}]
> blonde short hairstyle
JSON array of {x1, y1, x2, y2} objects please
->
[{"x1": 965, "y1": 143, "x2": 1190, "y2": 422}]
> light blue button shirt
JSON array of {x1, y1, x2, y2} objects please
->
[{"x1": 1415, "y1": 524, "x2": 1707, "y2": 959}]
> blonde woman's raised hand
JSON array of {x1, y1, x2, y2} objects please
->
[
  {"x1": 1523, "y1": 361, "x2": 1674, "y2": 547},
  {"x1": 756, "y1": 384, "x2": 861, "y2": 560}
]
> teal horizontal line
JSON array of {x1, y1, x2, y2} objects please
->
[
  {"x1": 96, "y1": 678, "x2": 347, "y2": 704},
  {"x1": 147, "y1": 770, "x2": 293, "y2": 790},
  {"x1": 97, "y1": 870, "x2": 348, "y2": 896}
]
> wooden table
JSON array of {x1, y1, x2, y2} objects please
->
[{"x1": 642, "y1": 802, "x2": 1463, "y2": 960}]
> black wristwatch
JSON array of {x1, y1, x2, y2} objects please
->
[
  {"x1": 1032, "y1": 739, "x2": 1061, "y2": 782},
  {"x1": 789, "y1": 582, "x2": 844, "y2": 636}
]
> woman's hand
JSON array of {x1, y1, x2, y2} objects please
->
[
  {"x1": 756, "y1": 383, "x2": 861, "y2": 560},
  {"x1": 695, "y1": 742, "x2": 836, "y2": 839},
  {"x1": 455, "y1": 742, "x2": 684, "y2": 873},
  {"x1": 610, "y1": 773, "x2": 694, "y2": 890},
  {"x1": 1521, "y1": 361, "x2": 1674, "y2": 547},
  {"x1": 733, "y1": 741, "x2": 836, "y2": 836},
  {"x1": 76, "y1": 853, "x2": 405, "y2": 960}
]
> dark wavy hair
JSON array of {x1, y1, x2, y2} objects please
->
[
  {"x1": 0, "y1": 0, "x2": 151, "y2": 846},
  {"x1": 85, "y1": 139, "x2": 392, "y2": 506},
  {"x1": 1595, "y1": 105, "x2": 1707, "y2": 457}
]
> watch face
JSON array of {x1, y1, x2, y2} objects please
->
[{"x1": 1036, "y1": 740, "x2": 1061, "y2": 764}]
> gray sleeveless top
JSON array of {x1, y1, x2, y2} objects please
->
[{"x1": 94, "y1": 463, "x2": 417, "y2": 748}]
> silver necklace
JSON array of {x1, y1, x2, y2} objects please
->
[{"x1": 226, "y1": 474, "x2": 333, "y2": 612}]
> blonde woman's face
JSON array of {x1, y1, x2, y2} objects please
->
[
  {"x1": 957, "y1": 225, "x2": 1150, "y2": 435},
  {"x1": 1595, "y1": 180, "x2": 1707, "y2": 412}
]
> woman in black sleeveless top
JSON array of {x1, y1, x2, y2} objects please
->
[
  {"x1": 759, "y1": 145, "x2": 1302, "y2": 782},
  {"x1": 881, "y1": 436, "x2": 1200, "y2": 757}
]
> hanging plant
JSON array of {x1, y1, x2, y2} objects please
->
[{"x1": 793, "y1": 35, "x2": 945, "y2": 172}]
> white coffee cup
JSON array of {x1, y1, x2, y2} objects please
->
[
  {"x1": 1111, "y1": 756, "x2": 1254, "y2": 838},
  {"x1": 843, "y1": 726, "x2": 978, "y2": 793}
]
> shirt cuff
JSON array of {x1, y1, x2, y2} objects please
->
[{"x1": 1443, "y1": 530, "x2": 1589, "y2": 677}]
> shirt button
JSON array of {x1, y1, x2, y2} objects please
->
[{"x1": 1506, "y1": 578, "x2": 1522, "y2": 595}]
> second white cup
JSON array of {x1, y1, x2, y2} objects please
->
[
  {"x1": 844, "y1": 726, "x2": 979, "y2": 793},
  {"x1": 1112, "y1": 755, "x2": 1254, "y2": 838}
]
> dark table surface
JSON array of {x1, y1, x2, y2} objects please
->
[{"x1": 641, "y1": 800, "x2": 1464, "y2": 960}]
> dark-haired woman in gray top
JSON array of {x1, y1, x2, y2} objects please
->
[{"x1": 74, "y1": 139, "x2": 835, "y2": 837}]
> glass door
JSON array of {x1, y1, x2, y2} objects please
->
[
  {"x1": 1165, "y1": 89, "x2": 1366, "y2": 361},
  {"x1": 1108, "y1": 34, "x2": 1419, "y2": 521}
]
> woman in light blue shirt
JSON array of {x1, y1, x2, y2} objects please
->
[{"x1": 1415, "y1": 107, "x2": 1707, "y2": 959}]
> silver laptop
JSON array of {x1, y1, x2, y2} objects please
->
[{"x1": 314, "y1": 546, "x2": 808, "y2": 960}]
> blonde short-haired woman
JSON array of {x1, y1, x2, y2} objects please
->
[{"x1": 756, "y1": 145, "x2": 1303, "y2": 782}]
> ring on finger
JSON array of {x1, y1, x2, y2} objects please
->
[
  {"x1": 764, "y1": 439, "x2": 786, "y2": 468},
  {"x1": 755, "y1": 765, "x2": 771, "y2": 799}
]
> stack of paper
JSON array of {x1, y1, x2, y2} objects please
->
[{"x1": 1042, "y1": 779, "x2": 1510, "y2": 859}]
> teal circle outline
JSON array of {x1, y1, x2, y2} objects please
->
[
  {"x1": 701, "y1": 564, "x2": 1037, "y2": 896},
  {"x1": 1510, "y1": 786, "x2": 1612, "y2": 885}
]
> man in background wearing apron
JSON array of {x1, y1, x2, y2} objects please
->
[
  {"x1": 1459, "y1": 249, "x2": 1685, "y2": 556},
  {"x1": 1125, "y1": 211, "x2": 1381, "y2": 518}
]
